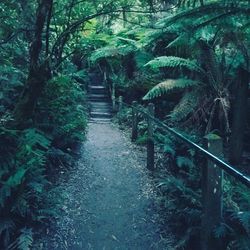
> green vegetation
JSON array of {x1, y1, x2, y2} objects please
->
[{"x1": 0, "y1": 0, "x2": 250, "y2": 249}]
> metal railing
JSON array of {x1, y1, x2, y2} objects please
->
[{"x1": 113, "y1": 96, "x2": 250, "y2": 250}]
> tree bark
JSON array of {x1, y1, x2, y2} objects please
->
[
  {"x1": 229, "y1": 67, "x2": 249, "y2": 164},
  {"x1": 14, "y1": 0, "x2": 53, "y2": 127}
]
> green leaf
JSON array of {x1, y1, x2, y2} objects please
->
[
  {"x1": 145, "y1": 56, "x2": 205, "y2": 73},
  {"x1": 176, "y1": 156, "x2": 195, "y2": 169},
  {"x1": 6, "y1": 168, "x2": 27, "y2": 187},
  {"x1": 169, "y1": 91, "x2": 199, "y2": 122},
  {"x1": 143, "y1": 79, "x2": 199, "y2": 100},
  {"x1": 8, "y1": 227, "x2": 33, "y2": 250}
]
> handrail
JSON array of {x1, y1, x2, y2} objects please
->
[{"x1": 114, "y1": 98, "x2": 250, "y2": 188}]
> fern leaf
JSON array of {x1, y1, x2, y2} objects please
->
[
  {"x1": 145, "y1": 56, "x2": 205, "y2": 73},
  {"x1": 90, "y1": 45, "x2": 135, "y2": 62},
  {"x1": 21, "y1": 129, "x2": 51, "y2": 150},
  {"x1": 167, "y1": 33, "x2": 194, "y2": 48},
  {"x1": 6, "y1": 168, "x2": 27, "y2": 187},
  {"x1": 176, "y1": 156, "x2": 195, "y2": 169},
  {"x1": 169, "y1": 91, "x2": 199, "y2": 122},
  {"x1": 163, "y1": 136, "x2": 176, "y2": 156},
  {"x1": 147, "y1": 56, "x2": 204, "y2": 72},
  {"x1": 8, "y1": 228, "x2": 33, "y2": 250},
  {"x1": 116, "y1": 36, "x2": 139, "y2": 47},
  {"x1": 143, "y1": 79, "x2": 199, "y2": 100},
  {"x1": 0, "y1": 219, "x2": 15, "y2": 235},
  {"x1": 19, "y1": 228, "x2": 33, "y2": 249},
  {"x1": 134, "y1": 51, "x2": 153, "y2": 69}
]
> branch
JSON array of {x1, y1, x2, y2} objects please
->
[
  {"x1": 51, "y1": 9, "x2": 117, "y2": 58},
  {"x1": 0, "y1": 29, "x2": 35, "y2": 46},
  {"x1": 54, "y1": 49, "x2": 76, "y2": 69},
  {"x1": 46, "y1": 0, "x2": 54, "y2": 56}
]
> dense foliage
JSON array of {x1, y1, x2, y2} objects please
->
[
  {"x1": 0, "y1": 0, "x2": 250, "y2": 249},
  {"x1": 88, "y1": 0, "x2": 250, "y2": 249}
]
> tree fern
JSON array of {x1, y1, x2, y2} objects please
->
[
  {"x1": 143, "y1": 79, "x2": 199, "y2": 100},
  {"x1": 169, "y1": 91, "x2": 199, "y2": 122},
  {"x1": 145, "y1": 56, "x2": 205, "y2": 73}
]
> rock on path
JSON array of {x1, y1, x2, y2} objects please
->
[{"x1": 37, "y1": 123, "x2": 172, "y2": 249}]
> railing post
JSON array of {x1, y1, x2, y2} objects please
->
[
  {"x1": 131, "y1": 101, "x2": 138, "y2": 142},
  {"x1": 201, "y1": 134, "x2": 223, "y2": 250},
  {"x1": 118, "y1": 96, "x2": 123, "y2": 112},
  {"x1": 147, "y1": 103, "x2": 155, "y2": 170}
]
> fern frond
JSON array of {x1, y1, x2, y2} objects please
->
[
  {"x1": 163, "y1": 136, "x2": 176, "y2": 156},
  {"x1": 134, "y1": 51, "x2": 153, "y2": 69},
  {"x1": 213, "y1": 223, "x2": 233, "y2": 239},
  {"x1": 143, "y1": 79, "x2": 199, "y2": 100},
  {"x1": 21, "y1": 129, "x2": 51, "y2": 150},
  {"x1": 8, "y1": 228, "x2": 33, "y2": 250},
  {"x1": 167, "y1": 33, "x2": 196, "y2": 48},
  {"x1": 169, "y1": 91, "x2": 199, "y2": 122},
  {"x1": 145, "y1": 56, "x2": 204, "y2": 73},
  {"x1": 90, "y1": 45, "x2": 136, "y2": 62},
  {"x1": 0, "y1": 218, "x2": 15, "y2": 235},
  {"x1": 161, "y1": 3, "x2": 249, "y2": 27},
  {"x1": 116, "y1": 36, "x2": 139, "y2": 47},
  {"x1": 232, "y1": 211, "x2": 250, "y2": 235},
  {"x1": 176, "y1": 156, "x2": 195, "y2": 169}
]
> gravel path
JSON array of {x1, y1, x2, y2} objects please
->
[{"x1": 37, "y1": 123, "x2": 171, "y2": 249}]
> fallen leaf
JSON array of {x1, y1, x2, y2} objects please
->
[{"x1": 111, "y1": 235, "x2": 119, "y2": 242}]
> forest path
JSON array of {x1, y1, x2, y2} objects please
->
[{"x1": 38, "y1": 122, "x2": 171, "y2": 249}]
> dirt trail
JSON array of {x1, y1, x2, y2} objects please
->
[{"x1": 37, "y1": 123, "x2": 171, "y2": 250}]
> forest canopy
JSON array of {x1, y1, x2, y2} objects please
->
[{"x1": 0, "y1": 0, "x2": 250, "y2": 249}]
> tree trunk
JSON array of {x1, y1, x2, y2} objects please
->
[
  {"x1": 229, "y1": 67, "x2": 249, "y2": 164},
  {"x1": 14, "y1": 0, "x2": 53, "y2": 127}
]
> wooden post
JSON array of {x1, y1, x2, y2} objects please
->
[
  {"x1": 118, "y1": 96, "x2": 123, "y2": 112},
  {"x1": 147, "y1": 103, "x2": 155, "y2": 170},
  {"x1": 131, "y1": 101, "x2": 138, "y2": 142},
  {"x1": 201, "y1": 134, "x2": 223, "y2": 250}
]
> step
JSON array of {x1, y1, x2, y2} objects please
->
[
  {"x1": 89, "y1": 85, "x2": 105, "y2": 88},
  {"x1": 88, "y1": 85, "x2": 106, "y2": 90},
  {"x1": 90, "y1": 111, "x2": 112, "y2": 119},
  {"x1": 90, "y1": 103, "x2": 112, "y2": 109},
  {"x1": 90, "y1": 101, "x2": 112, "y2": 106},
  {"x1": 88, "y1": 86, "x2": 107, "y2": 95},
  {"x1": 89, "y1": 118, "x2": 111, "y2": 124},
  {"x1": 90, "y1": 107, "x2": 112, "y2": 113},
  {"x1": 88, "y1": 94, "x2": 110, "y2": 102}
]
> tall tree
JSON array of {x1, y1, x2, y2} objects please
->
[{"x1": 14, "y1": 0, "x2": 53, "y2": 126}]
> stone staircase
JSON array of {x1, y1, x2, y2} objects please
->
[{"x1": 88, "y1": 83, "x2": 112, "y2": 123}]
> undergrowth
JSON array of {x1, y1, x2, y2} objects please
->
[
  {"x1": 0, "y1": 72, "x2": 88, "y2": 249},
  {"x1": 115, "y1": 109, "x2": 250, "y2": 250}
]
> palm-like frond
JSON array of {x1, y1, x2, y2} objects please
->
[
  {"x1": 145, "y1": 56, "x2": 205, "y2": 73},
  {"x1": 90, "y1": 45, "x2": 136, "y2": 62},
  {"x1": 169, "y1": 91, "x2": 199, "y2": 122},
  {"x1": 160, "y1": 2, "x2": 250, "y2": 28},
  {"x1": 143, "y1": 79, "x2": 199, "y2": 100}
]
